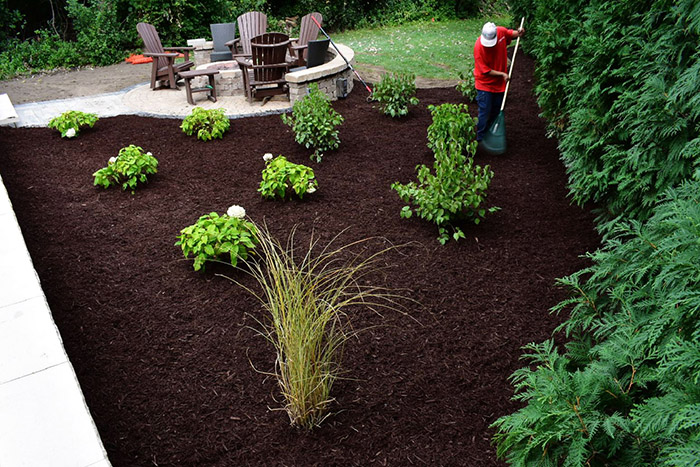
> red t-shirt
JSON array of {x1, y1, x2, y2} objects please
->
[{"x1": 473, "y1": 27, "x2": 514, "y2": 93}]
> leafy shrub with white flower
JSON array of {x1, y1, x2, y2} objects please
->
[
  {"x1": 175, "y1": 206, "x2": 259, "y2": 271},
  {"x1": 281, "y1": 83, "x2": 343, "y2": 162},
  {"x1": 181, "y1": 107, "x2": 230, "y2": 141},
  {"x1": 93, "y1": 145, "x2": 158, "y2": 193},
  {"x1": 259, "y1": 154, "x2": 318, "y2": 200},
  {"x1": 48, "y1": 110, "x2": 98, "y2": 138}
]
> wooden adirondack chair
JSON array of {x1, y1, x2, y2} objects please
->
[
  {"x1": 289, "y1": 13, "x2": 323, "y2": 67},
  {"x1": 137, "y1": 22, "x2": 195, "y2": 90},
  {"x1": 225, "y1": 11, "x2": 268, "y2": 59},
  {"x1": 236, "y1": 33, "x2": 291, "y2": 103}
]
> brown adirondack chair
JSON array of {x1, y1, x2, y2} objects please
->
[
  {"x1": 236, "y1": 33, "x2": 291, "y2": 103},
  {"x1": 289, "y1": 13, "x2": 323, "y2": 67},
  {"x1": 137, "y1": 22, "x2": 195, "y2": 90},
  {"x1": 225, "y1": 11, "x2": 268, "y2": 59}
]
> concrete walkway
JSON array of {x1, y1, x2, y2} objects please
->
[
  {"x1": 14, "y1": 82, "x2": 292, "y2": 127},
  {"x1": 0, "y1": 83, "x2": 293, "y2": 466}
]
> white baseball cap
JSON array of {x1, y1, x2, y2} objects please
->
[{"x1": 481, "y1": 22, "x2": 497, "y2": 47}]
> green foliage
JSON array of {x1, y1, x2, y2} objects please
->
[
  {"x1": 0, "y1": 30, "x2": 83, "y2": 79},
  {"x1": 281, "y1": 83, "x2": 344, "y2": 162},
  {"x1": 48, "y1": 110, "x2": 98, "y2": 138},
  {"x1": 175, "y1": 209, "x2": 259, "y2": 271},
  {"x1": 93, "y1": 145, "x2": 158, "y2": 192},
  {"x1": 455, "y1": 71, "x2": 476, "y2": 101},
  {"x1": 180, "y1": 107, "x2": 230, "y2": 141},
  {"x1": 392, "y1": 103, "x2": 496, "y2": 244},
  {"x1": 258, "y1": 155, "x2": 318, "y2": 199},
  {"x1": 493, "y1": 180, "x2": 700, "y2": 465},
  {"x1": 514, "y1": 0, "x2": 700, "y2": 228},
  {"x1": 371, "y1": 72, "x2": 419, "y2": 117},
  {"x1": 66, "y1": 0, "x2": 128, "y2": 66}
]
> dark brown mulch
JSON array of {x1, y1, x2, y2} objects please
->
[{"x1": 0, "y1": 54, "x2": 599, "y2": 466}]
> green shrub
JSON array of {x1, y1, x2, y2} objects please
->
[
  {"x1": 0, "y1": 30, "x2": 83, "y2": 79},
  {"x1": 66, "y1": 0, "x2": 128, "y2": 66},
  {"x1": 175, "y1": 207, "x2": 259, "y2": 271},
  {"x1": 48, "y1": 110, "x2": 98, "y2": 138},
  {"x1": 392, "y1": 103, "x2": 496, "y2": 244},
  {"x1": 455, "y1": 71, "x2": 476, "y2": 102},
  {"x1": 181, "y1": 107, "x2": 230, "y2": 141},
  {"x1": 259, "y1": 154, "x2": 318, "y2": 199},
  {"x1": 281, "y1": 83, "x2": 344, "y2": 162},
  {"x1": 492, "y1": 179, "x2": 700, "y2": 465},
  {"x1": 236, "y1": 226, "x2": 405, "y2": 429},
  {"x1": 93, "y1": 145, "x2": 158, "y2": 192},
  {"x1": 371, "y1": 72, "x2": 419, "y2": 117}
]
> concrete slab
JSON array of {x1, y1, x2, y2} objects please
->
[
  {"x1": 0, "y1": 363, "x2": 109, "y2": 467},
  {"x1": 0, "y1": 93, "x2": 19, "y2": 126},
  {"x1": 0, "y1": 212, "x2": 44, "y2": 308}
]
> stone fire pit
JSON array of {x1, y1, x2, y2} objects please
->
[{"x1": 190, "y1": 43, "x2": 355, "y2": 104}]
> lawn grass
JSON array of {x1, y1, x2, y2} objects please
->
[{"x1": 332, "y1": 15, "x2": 513, "y2": 81}]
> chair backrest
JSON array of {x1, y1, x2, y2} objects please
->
[
  {"x1": 250, "y1": 33, "x2": 290, "y2": 83},
  {"x1": 237, "y1": 11, "x2": 268, "y2": 56},
  {"x1": 306, "y1": 38, "x2": 329, "y2": 68},
  {"x1": 210, "y1": 22, "x2": 236, "y2": 53},
  {"x1": 297, "y1": 12, "x2": 323, "y2": 51},
  {"x1": 136, "y1": 22, "x2": 167, "y2": 69}
]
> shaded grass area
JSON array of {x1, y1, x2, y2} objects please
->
[{"x1": 333, "y1": 16, "x2": 512, "y2": 80}]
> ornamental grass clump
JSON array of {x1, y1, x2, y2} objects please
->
[
  {"x1": 48, "y1": 110, "x2": 98, "y2": 138},
  {"x1": 237, "y1": 226, "x2": 405, "y2": 429},
  {"x1": 281, "y1": 83, "x2": 343, "y2": 162},
  {"x1": 392, "y1": 103, "x2": 496, "y2": 244},
  {"x1": 93, "y1": 144, "x2": 158, "y2": 193},
  {"x1": 181, "y1": 107, "x2": 230, "y2": 141},
  {"x1": 258, "y1": 153, "x2": 318, "y2": 199},
  {"x1": 371, "y1": 72, "x2": 419, "y2": 117},
  {"x1": 175, "y1": 205, "x2": 258, "y2": 271}
]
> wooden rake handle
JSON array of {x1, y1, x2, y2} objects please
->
[{"x1": 500, "y1": 17, "x2": 525, "y2": 112}]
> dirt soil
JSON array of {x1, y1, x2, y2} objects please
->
[{"x1": 0, "y1": 54, "x2": 599, "y2": 466}]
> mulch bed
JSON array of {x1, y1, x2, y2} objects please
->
[{"x1": 0, "y1": 53, "x2": 599, "y2": 466}]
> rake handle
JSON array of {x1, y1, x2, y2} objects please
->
[
  {"x1": 500, "y1": 17, "x2": 525, "y2": 112},
  {"x1": 310, "y1": 15, "x2": 373, "y2": 96}
]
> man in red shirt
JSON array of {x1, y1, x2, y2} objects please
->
[{"x1": 473, "y1": 22, "x2": 525, "y2": 142}]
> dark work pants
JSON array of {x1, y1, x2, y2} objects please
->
[{"x1": 476, "y1": 89, "x2": 504, "y2": 141}]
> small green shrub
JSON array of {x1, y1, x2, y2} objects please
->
[
  {"x1": 281, "y1": 83, "x2": 344, "y2": 162},
  {"x1": 93, "y1": 145, "x2": 158, "y2": 192},
  {"x1": 48, "y1": 110, "x2": 98, "y2": 138},
  {"x1": 371, "y1": 72, "x2": 419, "y2": 118},
  {"x1": 181, "y1": 107, "x2": 230, "y2": 141},
  {"x1": 392, "y1": 103, "x2": 496, "y2": 244},
  {"x1": 175, "y1": 206, "x2": 259, "y2": 271},
  {"x1": 259, "y1": 153, "x2": 318, "y2": 199},
  {"x1": 455, "y1": 71, "x2": 476, "y2": 102}
]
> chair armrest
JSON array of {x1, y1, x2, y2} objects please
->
[
  {"x1": 291, "y1": 44, "x2": 308, "y2": 51},
  {"x1": 144, "y1": 52, "x2": 178, "y2": 58},
  {"x1": 163, "y1": 46, "x2": 194, "y2": 61}
]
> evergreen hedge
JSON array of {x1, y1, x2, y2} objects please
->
[
  {"x1": 493, "y1": 179, "x2": 700, "y2": 465},
  {"x1": 511, "y1": 0, "x2": 700, "y2": 227}
]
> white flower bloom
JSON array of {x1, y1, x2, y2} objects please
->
[
  {"x1": 307, "y1": 184, "x2": 316, "y2": 194},
  {"x1": 65, "y1": 128, "x2": 76, "y2": 138},
  {"x1": 108, "y1": 156, "x2": 117, "y2": 164},
  {"x1": 227, "y1": 205, "x2": 246, "y2": 218},
  {"x1": 263, "y1": 153, "x2": 273, "y2": 162},
  {"x1": 146, "y1": 152, "x2": 152, "y2": 156}
]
